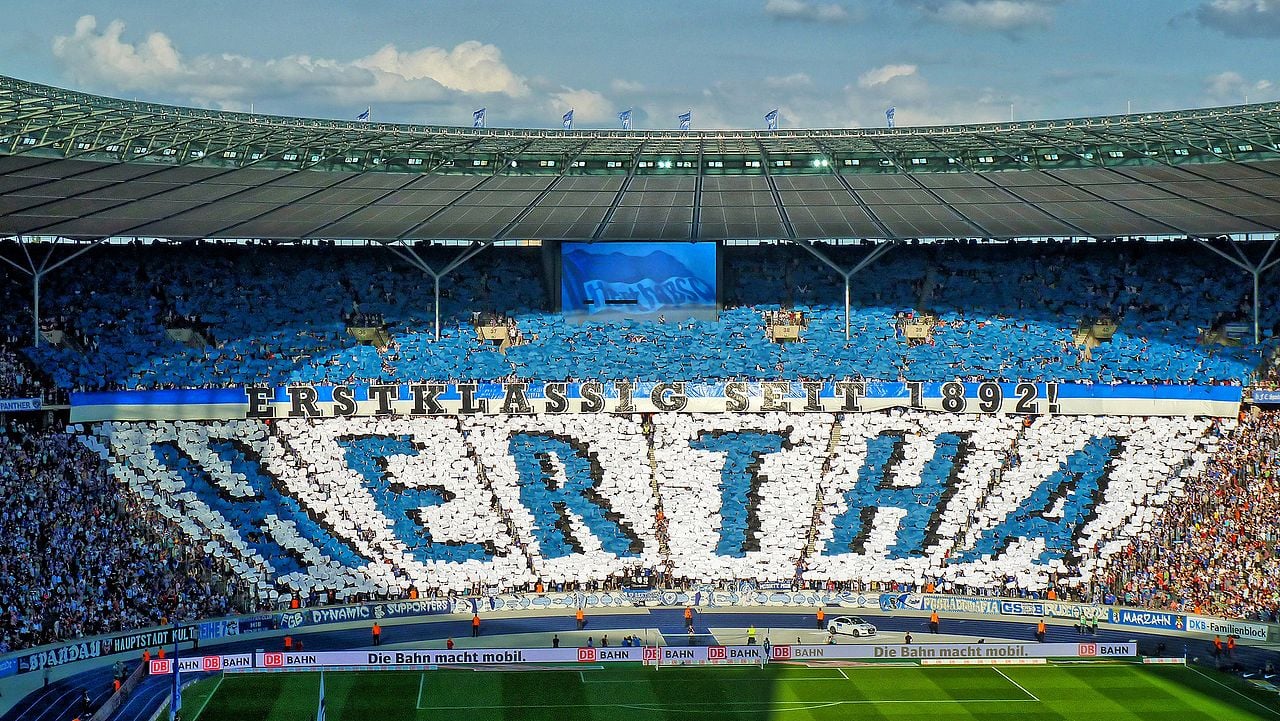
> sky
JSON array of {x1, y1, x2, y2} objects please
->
[{"x1": 1, "y1": 0, "x2": 1278, "y2": 130}]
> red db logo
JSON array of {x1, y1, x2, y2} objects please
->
[
  {"x1": 708, "y1": 647, "x2": 727, "y2": 660},
  {"x1": 1078, "y1": 643, "x2": 1097, "y2": 657},
  {"x1": 263, "y1": 652, "x2": 284, "y2": 667},
  {"x1": 578, "y1": 648, "x2": 596, "y2": 662},
  {"x1": 149, "y1": 659, "x2": 172, "y2": 675},
  {"x1": 772, "y1": 645, "x2": 792, "y2": 660},
  {"x1": 202, "y1": 656, "x2": 222, "y2": 671},
  {"x1": 642, "y1": 647, "x2": 659, "y2": 661}
]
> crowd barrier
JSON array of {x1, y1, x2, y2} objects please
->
[{"x1": 2, "y1": 590, "x2": 1270, "y2": 679}]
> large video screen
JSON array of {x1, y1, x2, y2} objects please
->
[{"x1": 561, "y1": 242, "x2": 718, "y2": 322}]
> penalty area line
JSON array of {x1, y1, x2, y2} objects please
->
[
  {"x1": 993, "y1": 667, "x2": 1040, "y2": 702},
  {"x1": 187, "y1": 673, "x2": 225, "y2": 721},
  {"x1": 415, "y1": 672, "x2": 425, "y2": 710},
  {"x1": 1187, "y1": 666, "x2": 1280, "y2": 717},
  {"x1": 424, "y1": 698, "x2": 1042, "y2": 711}
]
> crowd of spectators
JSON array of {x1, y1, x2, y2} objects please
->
[
  {"x1": 0, "y1": 420, "x2": 251, "y2": 653},
  {"x1": 38, "y1": 315, "x2": 98, "y2": 354},
  {"x1": 1254, "y1": 348, "x2": 1280, "y2": 389},
  {"x1": 3, "y1": 240, "x2": 1270, "y2": 391},
  {"x1": 0, "y1": 406, "x2": 1272, "y2": 652},
  {"x1": 0, "y1": 348, "x2": 47, "y2": 403},
  {"x1": 1109, "y1": 410, "x2": 1280, "y2": 622},
  {"x1": 0, "y1": 238, "x2": 1278, "y2": 654}
]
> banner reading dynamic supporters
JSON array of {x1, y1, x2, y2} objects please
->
[
  {"x1": 70, "y1": 381, "x2": 1242, "y2": 422},
  {"x1": 1251, "y1": 389, "x2": 1280, "y2": 404},
  {"x1": 276, "y1": 599, "x2": 452, "y2": 630}
]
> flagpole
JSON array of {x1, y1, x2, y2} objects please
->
[
  {"x1": 169, "y1": 620, "x2": 181, "y2": 721},
  {"x1": 317, "y1": 668, "x2": 327, "y2": 721}
]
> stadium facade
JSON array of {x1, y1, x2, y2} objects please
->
[
  {"x1": 2, "y1": 73, "x2": 1279, "y2": 243},
  {"x1": 2, "y1": 74, "x2": 1280, "y2": 721}
]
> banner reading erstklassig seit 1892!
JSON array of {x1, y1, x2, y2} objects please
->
[{"x1": 69, "y1": 381, "x2": 1243, "y2": 423}]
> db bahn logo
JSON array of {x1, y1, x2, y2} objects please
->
[
  {"x1": 708, "y1": 647, "x2": 727, "y2": 661},
  {"x1": 772, "y1": 645, "x2": 791, "y2": 660},
  {"x1": 642, "y1": 647, "x2": 659, "y2": 662},
  {"x1": 578, "y1": 648, "x2": 596, "y2": 662},
  {"x1": 1078, "y1": 643, "x2": 1097, "y2": 657},
  {"x1": 202, "y1": 656, "x2": 222, "y2": 671},
  {"x1": 263, "y1": 652, "x2": 284, "y2": 667},
  {"x1": 148, "y1": 659, "x2": 173, "y2": 675}
]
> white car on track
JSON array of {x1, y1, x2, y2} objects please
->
[{"x1": 827, "y1": 616, "x2": 878, "y2": 637}]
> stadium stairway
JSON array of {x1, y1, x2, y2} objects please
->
[{"x1": 3, "y1": 610, "x2": 1272, "y2": 721}]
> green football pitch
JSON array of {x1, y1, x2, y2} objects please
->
[{"x1": 179, "y1": 663, "x2": 1280, "y2": 721}]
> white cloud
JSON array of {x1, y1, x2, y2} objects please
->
[
  {"x1": 354, "y1": 42, "x2": 529, "y2": 97},
  {"x1": 44, "y1": 15, "x2": 1022, "y2": 130},
  {"x1": 681, "y1": 63, "x2": 1010, "y2": 130},
  {"x1": 1194, "y1": 0, "x2": 1280, "y2": 37},
  {"x1": 52, "y1": 15, "x2": 528, "y2": 112},
  {"x1": 610, "y1": 79, "x2": 646, "y2": 94},
  {"x1": 858, "y1": 64, "x2": 918, "y2": 88},
  {"x1": 546, "y1": 87, "x2": 615, "y2": 123},
  {"x1": 763, "y1": 0, "x2": 851, "y2": 22},
  {"x1": 1204, "y1": 71, "x2": 1274, "y2": 104},
  {"x1": 900, "y1": 0, "x2": 1062, "y2": 34},
  {"x1": 765, "y1": 73, "x2": 814, "y2": 89}
]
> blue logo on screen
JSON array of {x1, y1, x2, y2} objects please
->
[{"x1": 562, "y1": 243, "x2": 716, "y2": 315}]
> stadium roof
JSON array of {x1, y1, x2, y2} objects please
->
[{"x1": 2, "y1": 74, "x2": 1280, "y2": 243}]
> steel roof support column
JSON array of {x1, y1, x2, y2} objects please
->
[
  {"x1": 1194, "y1": 236, "x2": 1280, "y2": 344},
  {"x1": 387, "y1": 238, "x2": 494, "y2": 340},
  {"x1": 1, "y1": 236, "x2": 111, "y2": 347},
  {"x1": 0, "y1": 239, "x2": 36, "y2": 345},
  {"x1": 791, "y1": 239, "x2": 893, "y2": 340}
]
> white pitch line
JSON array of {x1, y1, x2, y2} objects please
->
[
  {"x1": 618, "y1": 701, "x2": 843, "y2": 713},
  {"x1": 187, "y1": 673, "x2": 225, "y2": 721},
  {"x1": 993, "y1": 666, "x2": 1040, "y2": 702},
  {"x1": 839, "y1": 667, "x2": 850, "y2": 680},
  {"x1": 1187, "y1": 666, "x2": 1280, "y2": 717},
  {"x1": 585, "y1": 674, "x2": 842, "y2": 682},
  {"x1": 425, "y1": 698, "x2": 1041, "y2": 711},
  {"x1": 415, "y1": 672, "x2": 426, "y2": 710}
]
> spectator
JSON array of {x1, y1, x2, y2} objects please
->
[{"x1": 1110, "y1": 411, "x2": 1280, "y2": 622}]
